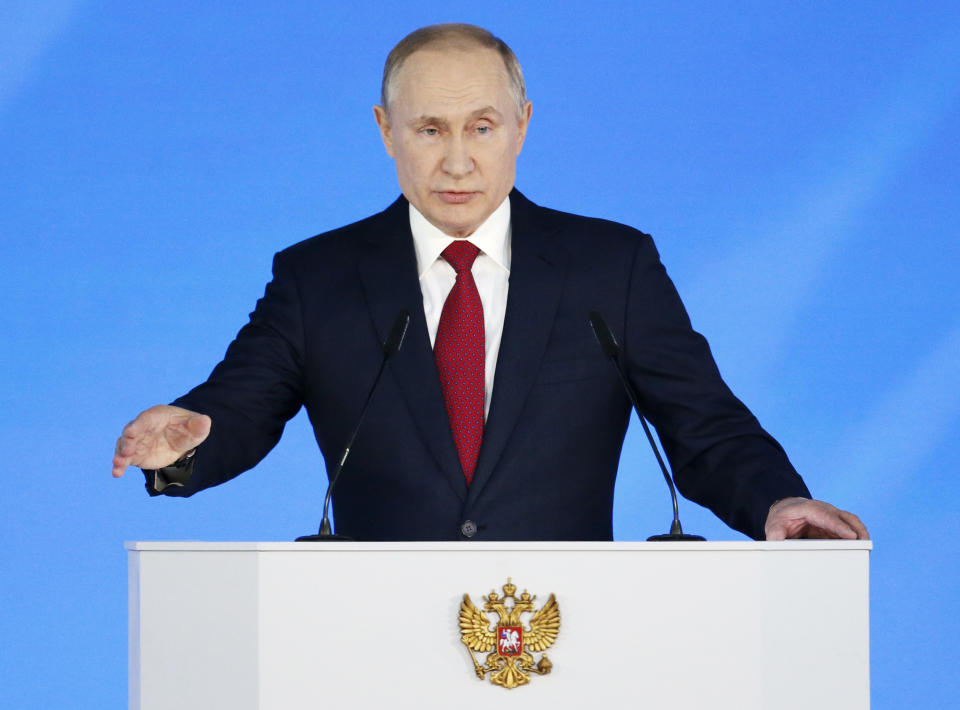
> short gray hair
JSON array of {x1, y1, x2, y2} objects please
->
[{"x1": 381, "y1": 23, "x2": 526, "y2": 117}]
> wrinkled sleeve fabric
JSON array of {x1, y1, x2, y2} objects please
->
[
  {"x1": 622, "y1": 234, "x2": 810, "y2": 540},
  {"x1": 144, "y1": 250, "x2": 307, "y2": 497}
]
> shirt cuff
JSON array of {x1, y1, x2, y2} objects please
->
[{"x1": 142, "y1": 452, "x2": 196, "y2": 496}]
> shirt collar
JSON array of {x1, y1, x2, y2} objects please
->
[{"x1": 409, "y1": 195, "x2": 512, "y2": 278}]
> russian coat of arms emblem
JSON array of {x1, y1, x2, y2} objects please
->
[{"x1": 458, "y1": 578, "x2": 561, "y2": 689}]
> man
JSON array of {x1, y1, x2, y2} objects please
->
[{"x1": 112, "y1": 24, "x2": 867, "y2": 542}]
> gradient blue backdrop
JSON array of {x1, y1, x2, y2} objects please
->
[{"x1": 2, "y1": 2, "x2": 958, "y2": 707}]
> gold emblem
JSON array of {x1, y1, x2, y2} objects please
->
[{"x1": 458, "y1": 578, "x2": 560, "y2": 689}]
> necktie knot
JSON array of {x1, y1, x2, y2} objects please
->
[{"x1": 442, "y1": 240, "x2": 481, "y2": 274}]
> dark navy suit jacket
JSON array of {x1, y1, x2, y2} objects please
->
[{"x1": 160, "y1": 190, "x2": 810, "y2": 540}]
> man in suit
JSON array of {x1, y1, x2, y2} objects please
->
[{"x1": 111, "y1": 23, "x2": 867, "y2": 542}]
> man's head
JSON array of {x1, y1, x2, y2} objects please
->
[{"x1": 374, "y1": 24, "x2": 532, "y2": 238}]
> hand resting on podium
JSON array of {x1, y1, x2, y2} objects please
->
[{"x1": 765, "y1": 497, "x2": 869, "y2": 540}]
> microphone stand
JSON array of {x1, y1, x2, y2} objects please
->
[
  {"x1": 589, "y1": 312, "x2": 705, "y2": 542},
  {"x1": 296, "y1": 312, "x2": 410, "y2": 542}
]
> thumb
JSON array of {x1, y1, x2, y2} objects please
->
[
  {"x1": 166, "y1": 413, "x2": 212, "y2": 454},
  {"x1": 185, "y1": 413, "x2": 212, "y2": 443}
]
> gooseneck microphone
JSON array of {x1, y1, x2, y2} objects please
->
[
  {"x1": 588, "y1": 311, "x2": 705, "y2": 542},
  {"x1": 296, "y1": 311, "x2": 411, "y2": 542}
]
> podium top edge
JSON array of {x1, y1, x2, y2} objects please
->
[{"x1": 125, "y1": 540, "x2": 872, "y2": 552}]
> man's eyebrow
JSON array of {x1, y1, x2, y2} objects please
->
[
  {"x1": 468, "y1": 106, "x2": 503, "y2": 121},
  {"x1": 410, "y1": 115, "x2": 449, "y2": 129},
  {"x1": 408, "y1": 106, "x2": 504, "y2": 128}
]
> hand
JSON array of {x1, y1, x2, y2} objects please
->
[
  {"x1": 112, "y1": 405, "x2": 211, "y2": 478},
  {"x1": 764, "y1": 497, "x2": 869, "y2": 541}
]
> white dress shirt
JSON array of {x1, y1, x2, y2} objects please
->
[{"x1": 409, "y1": 196, "x2": 511, "y2": 420}]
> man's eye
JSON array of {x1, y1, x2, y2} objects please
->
[
  {"x1": 421, "y1": 127, "x2": 439, "y2": 136},
  {"x1": 476, "y1": 125, "x2": 491, "y2": 134}
]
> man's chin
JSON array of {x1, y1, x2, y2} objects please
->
[
  {"x1": 429, "y1": 205, "x2": 486, "y2": 238},
  {"x1": 440, "y1": 223, "x2": 479, "y2": 239}
]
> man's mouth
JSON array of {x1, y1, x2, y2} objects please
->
[{"x1": 436, "y1": 191, "x2": 478, "y2": 204}]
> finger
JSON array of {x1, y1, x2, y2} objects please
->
[
  {"x1": 117, "y1": 413, "x2": 156, "y2": 469},
  {"x1": 839, "y1": 510, "x2": 870, "y2": 540},
  {"x1": 765, "y1": 524, "x2": 787, "y2": 541},
  {"x1": 112, "y1": 456, "x2": 127, "y2": 478},
  {"x1": 765, "y1": 498, "x2": 859, "y2": 540},
  {"x1": 803, "y1": 504, "x2": 858, "y2": 539},
  {"x1": 764, "y1": 497, "x2": 806, "y2": 540},
  {"x1": 113, "y1": 434, "x2": 142, "y2": 466},
  {"x1": 112, "y1": 439, "x2": 132, "y2": 477},
  {"x1": 800, "y1": 524, "x2": 842, "y2": 540},
  {"x1": 121, "y1": 415, "x2": 149, "y2": 438},
  {"x1": 115, "y1": 415, "x2": 162, "y2": 473}
]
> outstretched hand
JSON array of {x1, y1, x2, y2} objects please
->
[
  {"x1": 765, "y1": 497, "x2": 869, "y2": 540},
  {"x1": 112, "y1": 405, "x2": 211, "y2": 478}
]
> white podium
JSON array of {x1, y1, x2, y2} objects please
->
[{"x1": 127, "y1": 541, "x2": 871, "y2": 709}]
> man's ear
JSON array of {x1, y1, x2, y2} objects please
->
[
  {"x1": 373, "y1": 105, "x2": 395, "y2": 158},
  {"x1": 515, "y1": 100, "x2": 533, "y2": 155}
]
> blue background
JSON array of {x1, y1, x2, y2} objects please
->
[{"x1": 2, "y1": 2, "x2": 958, "y2": 707}]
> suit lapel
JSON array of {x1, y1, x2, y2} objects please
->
[
  {"x1": 357, "y1": 198, "x2": 468, "y2": 502},
  {"x1": 467, "y1": 191, "x2": 566, "y2": 503}
]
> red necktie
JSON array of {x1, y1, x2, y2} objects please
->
[{"x1": 434, "y1": 240, "x2": 484, "y2": 484}]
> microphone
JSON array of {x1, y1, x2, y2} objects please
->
[
  {"x1": 588, "y1": 311, "x2": 705, "y2": 542},
  {"x1": 296, "y1": 311, "x2": 411, "y2": 542}
]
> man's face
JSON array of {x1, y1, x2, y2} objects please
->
[{"x1": 374, "y1": 46, "x2": 532, "y2": 238}]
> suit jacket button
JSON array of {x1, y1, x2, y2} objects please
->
[{"x1": 460, "y1": 520, "x2": 478, "y2": 538}]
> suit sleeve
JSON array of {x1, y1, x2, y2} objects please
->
[
  {"x1": 622, "y1": 235, "x2": 810, "y2": 539},
  {"x1": 146, "y1": 249, "x2": 307, "y2": 497}
]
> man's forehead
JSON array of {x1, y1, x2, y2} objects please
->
[{"x1": 393, "y1": 46, "x2": 512, "y2": 101}]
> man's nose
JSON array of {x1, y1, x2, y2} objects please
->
[{"x1": 441, "y1": 135, "x2": 475, "y2": 177}]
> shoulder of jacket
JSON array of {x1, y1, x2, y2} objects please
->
[
  {"x1": 522, "y1": 202, "x2": 657, "y2": 262},
  {"x1": 274, "y1": 199, "x2": 406, "y2": 264},
  {"x1": 516, "y1": 192, "x2": 652, "y2": 241}
]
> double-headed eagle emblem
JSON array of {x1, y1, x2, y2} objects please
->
[{"x1": 458, "y1": 578, "x2": 561, "y2": 689}]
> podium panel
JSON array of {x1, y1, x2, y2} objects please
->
[{"x1": 127, "y1": 541, "x2": 870, "y2": 709}]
